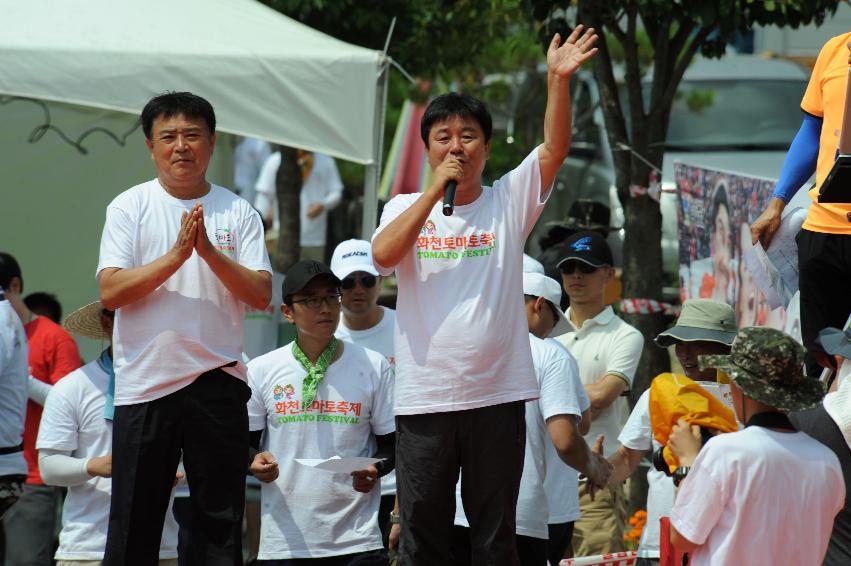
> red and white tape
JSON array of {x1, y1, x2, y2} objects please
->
[
  {"x1": 619, "y1": 298, "x2": 680, "y2": 316},
  {"x1": 560, "y1": 551, "x2": 638, "y2": 566}
]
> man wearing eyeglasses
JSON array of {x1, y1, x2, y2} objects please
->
[
  {"x1": 330, "y1": 240, "x2": 399, "y2": 551},
  {"x1": 553, "y1": 231, "x2": 644, "y2": 558},
  {"x1": 246, "y1": 260, "x2": 395, "y2": 564}
]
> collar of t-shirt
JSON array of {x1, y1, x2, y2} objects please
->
[
  {"x1": 745, "y1": 411, "x2": 795, "y2": 431},
  {"x1": 566, "y1": 305, "x2": 615, "y2": 334}
]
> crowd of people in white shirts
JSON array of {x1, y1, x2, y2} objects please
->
[{"x1": 2, "y1": 24, "x2": 851, "y2": 566}]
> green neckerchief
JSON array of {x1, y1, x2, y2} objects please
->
[{"x1": 293, "y1": 336, "x2": 338, "y2": 410}]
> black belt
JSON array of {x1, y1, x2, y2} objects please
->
[{"x1": 0, "y1": 443, "x2": 23, "y2": 456}]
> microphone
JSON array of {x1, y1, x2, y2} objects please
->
[{"x1": 442, "y1": 180, "x2": 457, "y2": 216}]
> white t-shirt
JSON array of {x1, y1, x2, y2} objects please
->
[
  {"x1": 247, "y1": 341, "x2": 395, "y2": 559},
  {"x1": 455, "y1": 334, "x2": 586, "y2": 538},
  {"x1": 97, "y1": 180, "x2": 272, "y2": 405},
  {"x1": 555, "y1": 306, "x2": 644, "y2": 457},
  {"x1": 372, "y1": 147, "x2": 551, "y2": 415},
  {"x1": 335, "y1": 306, "x2": 397, "y2": 497},
  {"x1": 254, "y1": 152, "x2": 344, "y2": 246},
  {"x1": 36, "y1": 360, "x2": 179, "y2": 560},
  {"x1": 670, "y1": 426, "x2": 844, "y2": 566},
  {"x1": 0, "y1": 299, "x2": 28, "y2": 476},
  {"x1": 543, "y1": 339, "x2": 591, "y2": 525}
]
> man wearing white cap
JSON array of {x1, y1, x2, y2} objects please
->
[
  {"x1": 37, "y1": 301, "x2": 179, "y2": 565},
  {"x1": 452, "y1": 270, "x2": 611, "y2": 565},
  {"x1": 330, "y1": 239, "x2": 398, "y2": 549}
]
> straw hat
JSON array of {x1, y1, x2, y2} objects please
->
[{"x1": 63, "y1": 301, "x2": 111, "y2": 340}]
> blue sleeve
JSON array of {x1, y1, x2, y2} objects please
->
[{"x1": 772, "y1": 113, "x2": 822, "y2": 203}]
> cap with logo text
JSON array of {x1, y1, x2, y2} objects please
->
[{"x1": 330, "y1": 239, "x2": 380, "y2": 280}]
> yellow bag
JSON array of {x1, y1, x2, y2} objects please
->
[{"x1": 649, "y1": 373, "x2": 738, "y2": 473}]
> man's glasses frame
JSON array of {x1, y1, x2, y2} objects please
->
[{"x1": 290, "y1": 294, "x2": 342, "y2": 310}]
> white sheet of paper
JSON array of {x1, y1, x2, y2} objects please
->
[
  {"x1": 766, "y1": 206, "x2": 807, "y2": 296},
  {"x1": 294, "y1": 456, "x2": 381, "y2": 474},
  {"x1": 742, "y1": 241, "x2": 786, "y2": 309}
]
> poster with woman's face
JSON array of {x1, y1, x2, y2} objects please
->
[{"x1": 675, "y1": 162, "x2": 783, "y2": 328}]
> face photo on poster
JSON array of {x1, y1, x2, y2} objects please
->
[{"x1": 675, "y1": 162, "x2": 794, "y2": 331}]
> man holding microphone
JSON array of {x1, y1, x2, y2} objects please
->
[{"x1": 372, "y1": 25, "x2": 598, "y2": 565}]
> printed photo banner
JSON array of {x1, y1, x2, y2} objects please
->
[{"x1": 675, "y1": 161, "x2": 795, "y2": 331}]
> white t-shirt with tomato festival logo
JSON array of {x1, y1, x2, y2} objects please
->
[
  {"x1": 246, "y1": 341, "x2": 395, "y2": 559},
  {"x1": 372, "y1": 147, "x2": 552, "y2": 415},
  {"x1": 97, "y1": 180, "x2": 271, "y2": 406}
]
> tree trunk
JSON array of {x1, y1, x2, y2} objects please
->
[{"x1": 273, "y1": 145, "x2": 302, "y2": 273}]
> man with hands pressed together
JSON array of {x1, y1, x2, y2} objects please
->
[
  {"x1": 247, "y1": 260, "x2": 395, "y2": 564},
  {"x1": 372, "y1": 25, "x2": 597, "y2": 565},
  {"x1": 97, "y1": 92, "x2": 272, "y2": 566}
]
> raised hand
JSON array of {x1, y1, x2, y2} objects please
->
[{"x1": 547, "y1": 24, "x2": 599, "y2": 79}]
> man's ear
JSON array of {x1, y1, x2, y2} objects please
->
[
  {"x1": 9, "y1": 276, "x2": 22, "y2": 295},
  {"x1": 534, "y1": 296, "x2": 547, "y2": 314},
  {"x1": 281, "y1": 303, "x2": 296, "y2": 325}
]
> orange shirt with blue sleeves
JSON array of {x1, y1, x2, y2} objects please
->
[{"x1": 801, "y1": 32, "x2": 851, "y2": 234}]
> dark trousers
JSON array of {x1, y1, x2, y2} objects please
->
[
  {"x1": 104, "y1": 369, "x2": 250, "y2": 566},
  {"x1": 791, "y1": 406, "x2": 851, "y2": 565},
  {"x1": 173, "y1": 496, "x2": 193, "y2": 566},
  {"x1": 2, "y1": 483, "x2": 60, "y2": 566},
  {"x1": 257, "y1": 549, "x2": 388, "y2": 565},
  {"x1": 546, "y1": 522, "x2": 574, "y2": 566},
  {"x1": 449, "y1": 526, "x2": 546, "y2": 566},
  {"x1": 395, "y1": 401, "x2": 526, "y2": 566},
  {"x1": 797, "y1": 229, "x2": 851, "y2": 376},
  {"x1": 378, "y1": 494, "x2": 395, "y2": 550}
]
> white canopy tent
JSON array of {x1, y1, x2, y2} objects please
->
[{"x1": 0, "y1": 0, "x2": 389, "y2": 235}]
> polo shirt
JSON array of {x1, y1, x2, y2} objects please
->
[{"x1": 555, "y1": 305, "x2": 643, "y2": 457}]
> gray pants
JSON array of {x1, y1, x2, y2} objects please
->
[{"x1": 3, "y1": 483, "x2": 60, "y2": 566}]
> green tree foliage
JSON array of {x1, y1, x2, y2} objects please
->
[
  {"x1": 527, "y1": 0, "x2": 840, "y2": 408},
  {"x1": 263, "y1": 0, "x2": 542, "y2": 188}
]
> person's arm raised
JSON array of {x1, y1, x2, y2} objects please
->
[
  {"x1": 99, "y1": 207, "x2": 198, "y2": 310},
  {"x1": 194, "y1": 203, "x2": 272, "y2": 310},
  {"x1": 538, "y1": 25, "x2": 598, "y2": 192},
  {"x1": 372, "y1": 156, "x2": 463, "y2": 268}
]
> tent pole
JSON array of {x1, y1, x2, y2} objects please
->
[{"x1": 361, "y1": 57, "x2": 390, "y2": 240}]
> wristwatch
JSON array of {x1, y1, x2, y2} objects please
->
[
  {"x1": 389, "y1": 511, "x2": 401, "y2": 525},
  {"x1": 673, "y1": 466, "x2": 691, "y2": 487}
]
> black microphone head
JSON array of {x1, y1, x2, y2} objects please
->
[{"x1": 443, "y1": 180, "x2": 457, "y2": 216}]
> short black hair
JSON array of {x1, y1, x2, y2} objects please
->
[
  {"x1": 0, "y1": 252, "x2": 22, "y2": 293},
  {"x1": 420, "y1": 93, "x2": 492, "y2": 147},
  {"x1": 24, "y1": 292, "x2": 62, "y2": 323},
  {"x1": 141, "y1": 92, "x2": 216, "y2": 139}
]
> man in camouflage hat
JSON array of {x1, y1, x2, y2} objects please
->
[{"x1": 666, "y1": 327, "x2": 843, "y2": 566}]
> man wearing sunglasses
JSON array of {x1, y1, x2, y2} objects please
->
[
  {"x1": 330, "y1": 240, "x2": 398, "y2": 551},
  {"x1": 554, "y1": 231, "x2": 644, "y2": 557}
]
